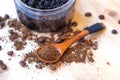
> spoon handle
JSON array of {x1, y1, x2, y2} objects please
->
[
  {"x1": 86, "y1": 23, "x2": 105, "y2": 34},
  {"x1": 68, "y1": 23, "x2": 105, "y2": 43},
  {"x1": 58, "y1": 23, "x2": 105, "y2": 54}
]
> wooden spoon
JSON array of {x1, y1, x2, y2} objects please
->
[{"x1": 36, "y1": 23, "x2": 105, "y2": 63}]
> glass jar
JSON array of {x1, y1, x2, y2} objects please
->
[{"x1": 14, "y1": 0, "x2": 76, "y2": 32}]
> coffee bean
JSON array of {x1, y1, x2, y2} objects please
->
[
  {"x1": 98, "y1": 15, "x2": 105, "y2": 20},
  {"x1": 85, "y1": 12, "x2": 92, "y2": 17},
  {"x1": 68, "y1": 28, "x2": 73, "y2": 32},
  {"x1": 57, "y1": 31, "x2": 64, "y2": 36},
  {"x1": 0, "y1": 45, "x2": 2, "y2": 50},
  {"x1": 72, "y1": 21, "x2": 78, "y2": 27},
  {"x1": 0, "y1": 63, "x2": 7, "y2": 70},
  {"x1": 0, "y1": 21, "x2": 5, "y2": 29},
  {"x1": 7, "y1": 51, "x2": 14, "y2": 56},
  {"x1": 0, "y1": 16, "x2": 4, "y2": 21},
  {"x1": 118, "y1": 20, "x2": 120, "y2": 24},
  {"x1": 56, "y1": 38, "x2": 64, "y2": 43},
  {"x1": 79, "y1": 38, "x2": 85, "y2": 42},
  {"x1": 38, "y1": 37, "x2": 46, "y2": 43},
  {"x1": 9, "y1": 30, "x2": 14, "y2": 34},
  {"x1": 111, "y1": 29, "x2": 118, "y2": 34},
  {"x1": 19, "y1": 61, "x2": 27, "y2": 67},
  {"x1": 4, "y1": 14, "x2": 10, "y2": 20},
  {"x1": 0, "y1": 60, "x2": 3, "y2": 65}
]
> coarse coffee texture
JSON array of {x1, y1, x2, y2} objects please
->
[{"x1": 38, "y1": 45, "x2": 61, "y2": 61}]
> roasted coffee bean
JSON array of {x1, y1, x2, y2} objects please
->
[
  {"x1": 68, "y1": 28, "x2": 73, "y2": 32},
  {"x1": 85, "y1": 12, "x2": 92, "y2": 17},
  {"x1": 57, "y1": 31, "x2": 64, "y2": 36},
  {"x1": 0, "y1": 16, "x2": 4, "y2": 21},
  {"x1": 56, "y1": 38, "x2": 64, "y2": 43},
  {"x1": 111, "y1": 29, "x2": 118, "y2": 34},
  {"x1": 0, "y1": 63, "x2": 7, "y2": 70},
  {"x1": 0, "y1": 21, "x2": 5, "y2": 28},
  {"x1": 0, "y1": 45, "x2": 2, "y2": 50},
  {"x1": 9, "y1": 30, "x2": 14, "y2": 34},
  {"x1": 79, "y1": 38, "x2": 85, "y2": 42},
  {"x1": 38, "y1": 37, "x2": 46, "y2": 43},
  {"x1": 7, "y1": 51, "x2": 14, "y2": 56},
  {"x1": 4, "y1": 14, "x2": 10, "y2": 20},
  {"x1": 118, "y1": 20, "x2": 120, "y2": 24},
  {"x1": 98, "y1": 15, "x2": 105, "y2": 20},
  {"x1": 19, "y1": 61, "x2": 27, "y2": 67},
  {"x1": 0, "y1": 60, "x2": 3, "y2": 65},
  {"x1": 72, "y1": 21, "x2": 78, "y2": 27}
]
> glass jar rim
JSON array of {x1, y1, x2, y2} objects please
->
[{"x1": 15, "y1": 0, "x2": 75, "y2": 15}]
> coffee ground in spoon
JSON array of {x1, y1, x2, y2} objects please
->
[{"x1": 37, "y1": 45, "x2": 61, "y2": 61}]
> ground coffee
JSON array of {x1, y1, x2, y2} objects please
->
[{"x1": 37, "y1": 45, "x2": 61, "y2": 61}]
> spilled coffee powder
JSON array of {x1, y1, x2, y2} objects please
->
[
  {"x1": 37, "y1": 45, "x2": 61, "y2": 61},
  {"x1": 23, "y1": 39, "x2": 98, "y2": 70},
  {"x1": 7, "y1": 19, "x2": 98, "y2": 71}
]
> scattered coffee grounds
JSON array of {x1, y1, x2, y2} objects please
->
[
  {"x1": 55, "y1": 38, "x2": 64, "y2": 43},
  {"x1": 7, "y1": 19, "x2": 98, "y2": 71},
  {"x1": 98, "y1": 15, "x2": 105, "y2": 20},
  {"x1": 21, "y1": 0, "x2": 69, "y2": 9},
  {"x1": 27, "y1": 36, "x2": 33, "y2": 40},
  {"x1": 57, "y1": 31, "x2": 64, "y2": 36},
  {"x1": 0, "y1": 64, "x2": 7, "y2": 70},
  {"x1": 37, "y1": 45, "x2": 61, "y2": 61},
  {"x1": 8, "y1": 58, "x2": 11, "y2": 61},
  {"x1": 0, "y1": 60, "x2": 8, "y2": 70},
  {"x1": 0, "y1": 16, "x2": 4, "y2": 21},
  {"x1": 106, "y1": 62, "x2": 111, "y2": 65},
  {"x1": 0, "y1": 60, "x2": 3, "y2": 65},
  {"x1": 85, "y1": 12, "x2": 92, "y2": 17},
  {"x1": 4, "y1": 14, "x2": 10, "y2": 20},
  {"x1": 7, "y1": 51, "x2": 14, "y2": 56},
  {"x1": 8, "y1": 19, "x2": 34, "y2": 50},
  {"x1": 38, "y1": 37, "x2": 46, "y2": 43},
  {"x1": 61, "y1": 39, "x2": 97, "y2": 63},
  {"x1": 23, "y1": 38, "x2": 98, "y2": 70},
  {"x1": 72, "y1": 21, "x2": 78, "y2": 27},
  {"x1": 0, "y1": 45, "x2": 2, "y2": 50},
  {"x1": 118, "y1": 20, "x2": 120, "y2": 24},
  {"x1": 68, "y1": 27, "x2": 73, "y2": 32},
  {"x1": 111, "y1": 29, "x2": 118, "y2": 34},
  {"x1": 19, "y1": 61, "x2": 27, "y2": 67},
  {"x1": 0, "y1": 21, "x2": 5, "y2": 29}
]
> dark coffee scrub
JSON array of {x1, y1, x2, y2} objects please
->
[{"x1": 14, "y1": 0, "x2": 76, "y2": 32}]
